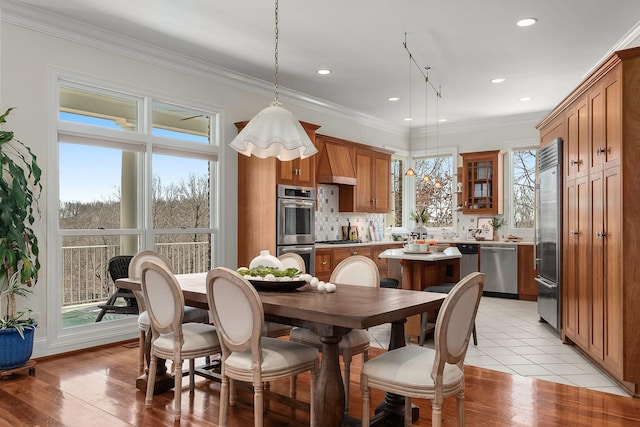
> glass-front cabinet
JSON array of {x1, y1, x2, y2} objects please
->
[{"x1": 461, "y1": 150, "x2": 505, "y2": 214}]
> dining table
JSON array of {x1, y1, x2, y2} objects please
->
[{"x1": 117, "y1": 272, "x2": 446, "y2": 426}]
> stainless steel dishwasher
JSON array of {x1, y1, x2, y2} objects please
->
[{"x1": 480, "y1": 244, "x2": 518, "y2": 297}]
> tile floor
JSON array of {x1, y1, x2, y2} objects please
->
[{"x1": 368, "y1": 296, "x2": 631, "y2": 397}]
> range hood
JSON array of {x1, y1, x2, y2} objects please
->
[{"x1": 316, "y1": 142, "x2": 357, "y2": 185}]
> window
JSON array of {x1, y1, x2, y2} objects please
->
[
  {"x1": 56, "y1": 77, "x2": 220, "y2": 330},
  {"x1": 413, "y1": 154, "x2": 453, "y2": 228},
  {"x1": 511, "y1": 147, "x2": 537, "y2": 229},
  {"x1": 389, "y1": 158, "x2": 404, "y2": 227}
]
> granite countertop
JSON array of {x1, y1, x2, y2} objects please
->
[{"x1": 315, "y1": 237, "x2": 533, "y2": 249}]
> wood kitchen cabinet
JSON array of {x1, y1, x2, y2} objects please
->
[
  {"x1": 516, "y1": 245, "x2": 537, "y2": 301},
  {"x1": 537, "y1": 46, "x2": 640, "y2": 396},
  {"x1": 314, "y1": 248, "x2": 332, "y2": 282},
  {"x1": 276, "y1": 122, "x2": 321, "y2": 187},
  {"x1": 235, "y1": 120, "x2": 319, "y2": 268},
  {"x1": 313, "y1": 244, "x2": 401, "y2": 282},
  {"x1": 339, "y1": 148, "x2": 391, "y2": 213},
  {"x1": 460, "y1": 150, "x2": 504, "y2": 215}
]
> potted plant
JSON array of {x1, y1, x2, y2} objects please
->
[
  {"x1": 0, "y1": 107, "x2": 42, "y2": 370},
  {"x1": 490, "y1": 217, "x2": 507, "y2": 240}
]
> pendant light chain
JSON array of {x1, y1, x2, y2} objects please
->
[
  {"x1": 273, "y1": 0, "x2": 280, "y2": 104},
  {"x1": 404, "y1": 33, "x2": 417, "y2": 176}
]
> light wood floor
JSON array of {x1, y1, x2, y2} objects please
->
[{"x1": 1, "y1": 341, "x2": 639, "y2": 426}]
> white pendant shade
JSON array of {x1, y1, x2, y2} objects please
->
[{"x1": 229, "y1": 102, "x2": 318, "y2": 161}]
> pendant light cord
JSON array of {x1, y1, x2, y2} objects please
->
[{"x1": 274, "y1": 0, "x2": 280, "y2": 104}]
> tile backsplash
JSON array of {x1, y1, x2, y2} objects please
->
[{"x1": 315, "y1": 185, "x2": 385, "y2": 241}]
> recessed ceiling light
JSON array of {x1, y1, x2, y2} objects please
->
[
  {"x1": 491, "y1": 78, "x2": 506, "y2": 84},
  {"x1": 520, "y1": 97, "x2": 532, "y2": 102},
  {"x1": 316, "y1": 69, "x2": 331, "y2": 75},
  {"x1": 438, "y1": 118, "x2": 448, "y2": 123},
  {"x1": 404, "y1": 117, "x2": 413, "y2": 122},
  {"x1": 387, "y1": 97, "x2": 400, "y2": 102},
  {"x1": 516, "y1": 18, "x2": 538, "y2": 27}
]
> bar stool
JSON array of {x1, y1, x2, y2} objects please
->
[{"x1": 420, "y1": 282, "x2": 478, "y2": 346}]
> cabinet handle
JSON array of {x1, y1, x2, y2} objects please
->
[
  {"x1": 570, "y1": 159, "x2": 583, "y2": 166},
  {"x1": 596, "y1": 147, "x2": 607, "y2": 155},
  {"x1": 351, "y1": 251, "x2": 358, "y2": 255},
  {"x1": 596, "y1": 231, "x2": 607, "y2": 239},
  {"x1": 321, "y1": 261, "x2": 328, "y2": 265},
  {"x1": 570, "y1": 230, "x2": 580, "y2": 236}
]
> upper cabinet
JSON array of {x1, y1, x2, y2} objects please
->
[
  {"x1": 339, "y1": 146, "x2": 392, "y2": 213},
  {"x1": 461, "y1": 150, "x2": 505, "y2": 215},
  {"x1": 276, "y1": 122, "x2": 321, "y2": 187}
]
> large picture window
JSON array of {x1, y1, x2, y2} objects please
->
[
  {"x1": 511, "y1": 147, "x2": 537, "y2": 229},
  {"x1": 56, "y1": 77, "x2": 220, "y2": 330},
  {"x1": 413, "y1": 154, "x2": 453, "y2": 229}
]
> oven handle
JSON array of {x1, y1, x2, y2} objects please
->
[
  {"x1": 279, "y1": 246, "x2": 315, "y2": 254},
  {"x1": 280, "y1": 199, "x2": 315, "y2": 208}
]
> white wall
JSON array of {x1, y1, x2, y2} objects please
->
[{"x1": 0, "y1": 12, "x2": 545, "y2": 356}]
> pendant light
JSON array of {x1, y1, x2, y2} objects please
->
[
  {"x1": 421, "y1": 69, "x2": 431, "y2": 183},
  {"x1": 433, "y1": 86, "x2": 443, "y2": 188},
  {"x1": 404, "y1": 34, "x2": 416, "y2": 177},
  {"x1": 229, "y1": 0, "x2": 317, "y2": 161}
]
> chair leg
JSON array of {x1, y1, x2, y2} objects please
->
[
  {"x1": 343, "y1": 353, "x2": 352, "y2": 415},
  {"x1": 419, "y1": 312, "x2": 428, "y2": 346},
  {"x1": 219, "y1": 375, "x2": 229, "y2": 427},
  {"x1": 472, "y1": 322, "x2": 478, "y2": 346},
  {"x1": 138, "y1": 330, "x2": 146, "y2": 374},
  {"x1": 432, "y1": 397, "x2": 443, "y2": 427},
  {"x1": 189, "y1": 359, "x2": 195, "y2": 391},
  {"x1": 457, "y1": 389, "x2": 465, "y2": 425},
  {"x1": 174, "y1": 359, "x2": 182, "y2": 420},
  {"x1": 254, "y1": 383, "x2": 264, "y2": 427},
  {"x1": 310, "y1": 362, "x2": 318, "y2": 427},
  {"x1": 361, "y1": 380, "x2": 370, "y2": 427},
  {"x1": 289, "y1": 374, "x2": 297, "y2": 398},
  {"x1": 404, "y1": 397, "x2": 412, "y2": 427},
  {"x1": 145, "y1": 355, "x2": 157, "y2": 408}
]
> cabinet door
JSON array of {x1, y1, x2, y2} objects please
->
[
  {"x1": 566, "y1": 97, "x2": 588, "y2": 180},
  {"x1": 372, "y1": 154, "x2": 390, "y2": 212},
  {"x1": 517, "y1": 245, "x2": 537, "y2": 301},
  {"x1": 355, "y1": 151, "x2": 373, "y2": 211},
  {"x1": 589, "y1": 69, "x2": 621, "y2": 173},
  {"x1": 589, "y1": 173, "x2": 604, "y2": 359},
  {"x1": 461, "y1": 151, "x2": 504, "y2": 215},
  {"x1": 564, "y1": 177, "x2": 589, "y2": 347},
  {"x1": 315, "y1": 249, "x2": 332, "y2": 282},
  {"x1": 602, "y1": 167, "x2": 623, "y2": 375}
]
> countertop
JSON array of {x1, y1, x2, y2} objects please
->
[
  {"x1": 315, "y1": 238, "x2": 533, "y2": 249},
  {"x1": 378, "y1": 248, "x2": 462, "y2": 261}
]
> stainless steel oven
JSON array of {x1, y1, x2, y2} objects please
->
[
  {"x1": 276, "y1": 185, "x2": 316, "y2": 274},
  {"x1": 276, "y1": 185, "x2": 316, "y2": 246}
]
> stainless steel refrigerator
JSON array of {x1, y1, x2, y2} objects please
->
[{"x1": 535, "y1": 138, "x2": 562, "y2": 330}]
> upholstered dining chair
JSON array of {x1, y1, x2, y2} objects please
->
[
  {"x1": 140, "y1": 260, "x2": 221, "y2": 421},
  {"x1": 206, "y1": 267, "x2": 319, "y2": 427},
  {"x1": 289, "y1": 255, "x2": 379, "y2": 415},
  {"x1": 129, "y1": 250, "x2": 210, "y2": 374},
  {"x1": 259, "y1": 253, "x2": 307, "y2": 338},
  {"x1": 360, "y1": 272, "x2": 485, "y2": 427}
]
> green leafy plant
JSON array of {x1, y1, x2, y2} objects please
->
[
  {"x1": 0, "y1": 107, "x2": 42, "y2": 338},
  {"x1": 490, "y1": 217, "x2": 507, "y2": 231},
  {"x1": 409, "y1": 208, "x2": 429, "y2": 224}
]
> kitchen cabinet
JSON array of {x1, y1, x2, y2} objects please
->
[
  {"x1": 315, "y1": 248, "x2": 332, "y2": 282},
  {"x1": 460, "y1": 150, "x2": 504, "y2": 215},
  {"x1": 276, "y1": 122, "x2": 321, "y2": 187},
  {"x1": 235, "y1": 120, "x2": 320, "y2": 268},
  {"x1": 516, "y1": 245, "x2": 537, "y2": 301},
  {"x1": 537, "y1": 46, "x2": 640, "y2": 396},
  {"x1": 313, "y1": 243, "x2": 401, "y2": 282},
  {"x1": 339, "y1": 148, "x2": 391, "y2": 213}
]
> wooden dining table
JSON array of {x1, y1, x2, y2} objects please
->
[{"x1": 117, "y1": 272, "x2": 446, "y2": 426}]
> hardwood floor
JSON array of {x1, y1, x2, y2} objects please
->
[{"x1": 1, "y1": 341, "x2": 639, "y2": 426}]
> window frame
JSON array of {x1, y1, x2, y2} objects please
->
[{"x1": 507, "y1": 140, "x2": 538, "y2": 236}]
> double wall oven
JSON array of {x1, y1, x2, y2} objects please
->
[{"x1": 276, "y1": 185, "x2": 316, "y2": 274}]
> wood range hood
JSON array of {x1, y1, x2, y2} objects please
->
[{"x1": 315, "y1": 139, "x2": 357, "y2": 185}]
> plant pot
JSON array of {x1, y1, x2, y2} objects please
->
[{"x1": 0, "y1": 323, "x2": 37, "y2": 370}]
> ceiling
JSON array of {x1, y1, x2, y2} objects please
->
[{"x1": 11, "y1": 0, "x2": 640, "y2": 132}]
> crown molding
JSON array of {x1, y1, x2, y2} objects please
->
[
  {"x1": 412, "y1": 111, "x2": 546, "y2": 137},
  {"x1": 584, "y1": 20, "x2": 640, "y2": 78}
]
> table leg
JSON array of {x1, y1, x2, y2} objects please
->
[
  {"x1": 314, "y1": 335, "x2": 345, "y2": 427},
  {"x1": 134, "y1": 329, "x2": 174, "y2": 394}
]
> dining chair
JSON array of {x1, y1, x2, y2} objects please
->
[
  {"x1": 360, "y1": 272, "x2": 485, "y2": 427},
  {"x1": 129, "y1": 250, "x2": 210, "y2": 374},
  {"x1": 259, "y1": 253, "x2": 307, "y2": 338},
  {"x1": 206, "y1": 267, "x2": 319, "y2": 427},
  {"x1": 140, "y1": 260, "x2": 221, "y2": 421},
  {"x1": 420, "y1": 282, "x2": 478, "y2": 347},
  {"x1": 289, "y1": 255, "x2": 379, "y2": 415}
]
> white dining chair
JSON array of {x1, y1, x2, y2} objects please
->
[
  {"x1": 360, "y1": 272, "x2": 485, "y2": 427},
  {"x1": 140, "y1": 261, "x2": 221, "y2": 421},
  {"x1": 259, "y1": 253, "x2": 307, "y2": 338},
  {"x1": 289, "y1": 255, "x2": 379, "y2": 415},
  {"x1": 129, "y1": 250, "x2": 210, "y2": 374},
  {"x1": 206, "y1": 267, "x2": 319, "y2": 427}
]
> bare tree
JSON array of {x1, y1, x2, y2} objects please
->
[{"x1": 512, "y1": 149, "x2": 536, "y2": 228}]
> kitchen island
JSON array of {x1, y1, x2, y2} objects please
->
[{"x1": 379, "y1": 248, "x2": 462, "y2": 339}]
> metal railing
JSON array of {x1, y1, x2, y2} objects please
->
[{"x1": 61, "y1": 242, "x2": 211, "y2": 307}]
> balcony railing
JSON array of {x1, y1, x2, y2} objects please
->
[{"x1": 62, "y1": 243, "x2": 211, "y2": 307}]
